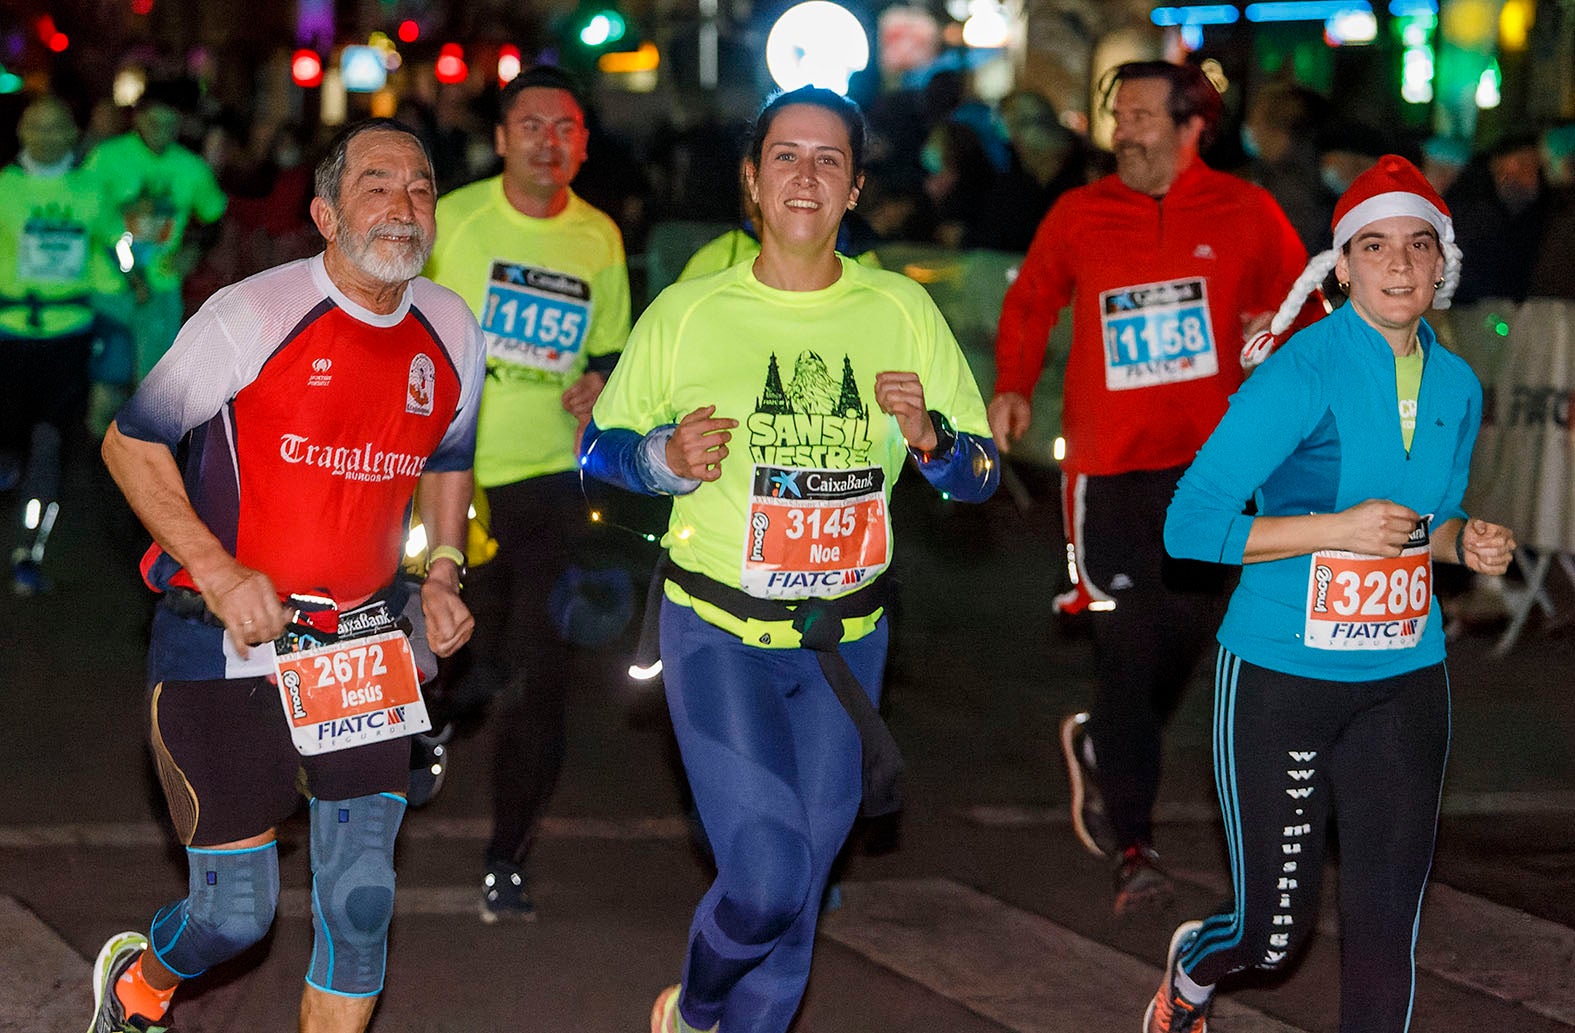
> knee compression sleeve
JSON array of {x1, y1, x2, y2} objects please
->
[
  {"x1": 150, "y1": 842, "x2": 280, "y2": 979},
  {"x1": 307, "y1": 792, "x2": 406, "y2": 996}
]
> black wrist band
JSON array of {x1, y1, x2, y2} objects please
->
[
  {"x1": 1454, "y1": 522, "x2": 1467, "y2": 565},
  {"x1": 916, "y1": 409, "x2": 956, "y2": 461}
]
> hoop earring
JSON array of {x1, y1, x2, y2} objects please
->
[
  {"x1": 1337, "y1": 281, "x2": 1350, "y2": 294},
  {"x1": 1434, "y1": 278, "x2": 1445, "y2": 289}
]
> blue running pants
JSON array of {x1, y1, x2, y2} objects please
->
[{"x1": 660, "y1": 599, "x2": 887, "y2": 1033}]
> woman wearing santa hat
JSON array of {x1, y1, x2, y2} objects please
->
[{"x1": 1144, "y1": 155, "x2": 1516, "y2": 1033}]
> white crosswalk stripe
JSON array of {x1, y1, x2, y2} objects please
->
[
  {"x1": 819, "y1": 877, "x2": 1311, "y2": 1033},
  {"x1": 1172, "y1": 866, "x2": 1575, "y2": 1027}
]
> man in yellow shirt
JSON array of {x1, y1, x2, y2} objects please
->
[
  {"x1": 424, "y1": 64, "x2": 630, "y2": 921},
  {"x1": 83, "y1": 84, "x2": 226, "y2": 431}
]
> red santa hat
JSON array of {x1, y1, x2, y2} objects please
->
[{"x1": 1267, "y1": 153, "x2": 1462, "y2": 338}]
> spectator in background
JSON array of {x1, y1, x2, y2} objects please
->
[
  {"x1": 647, "y1": 99, "x2": 746, "y2": 225},
  {"x1": 1316, "y1": 122, "x2": 1389, "y2": 211},
  {"x1": 1445, "y1": 131, "x2": 1549, "y2": 304},
  {"x1": 1530, "y1": 124, "x2": 1575, "y2": 299},
  {"x1": 983, "y1": 89, "x2": 1088, "y2": 252},
  {"x1": 184, "y1": 119, "x2": 319, "y2": 310},
  {"x1": 1422, "y1": 135, "x2": 1471, "y2": 196},
  {"x1": 922, "y1": 68, "x2": 1010, "y2": 173},
  {"x1": 1240, "y1": 81, "x2": 1331, "y2": 255},
  {"x1": 856, "y1": 161, "x2": 934, "y2": 243},
  {"x1": 82, "y1": 82, "x2": 226, "y2": 434},
  {"x1": 921, "y1": 119, "x2": 996, "y2": 248}
]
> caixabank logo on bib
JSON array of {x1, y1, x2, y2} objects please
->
[{"x1": 746, "y1": 351, "x2": 872, "y2": 465}]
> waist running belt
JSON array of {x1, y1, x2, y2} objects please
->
[{"x1": 633, "y1": 552, "x2": 903, "y2": 818}]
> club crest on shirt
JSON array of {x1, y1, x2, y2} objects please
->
[
  {"x1": 746, "y1": 351, "x2": 873, "y2": 466},
  {"x1": 406, "y1": 353, "x2": 435, "y2": 416}
]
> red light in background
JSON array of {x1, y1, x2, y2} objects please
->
[
  {"x1": 435, "y1": 43, "x2": 467, "y2": 84},
  {"x1": 291, "y1": 49, "x2": 324, "y2": 87},
  {"x1": 131, "y1": 0, "x2": 154, "y2": 14},
  {"x1": 35, "y1": 15, "x2": 57, "y2": 40},
  {"x1": 47, "y1": 32, "x2": 69, "y2": 52},
  {"x1": 398, "y1": 20, "x2": 420, "y2": 43}
]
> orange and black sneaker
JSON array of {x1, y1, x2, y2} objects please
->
[
  {"x1": 88, "y1": 932, "x2": 172, "y2": 1033},
  {"x1": 1142, "y1": 920, "x2": 1210, "y2": 1033}
]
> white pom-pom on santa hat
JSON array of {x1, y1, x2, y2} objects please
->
[{"x1": 1268, "y1": 154, "x2": 1461, "y2": 338}]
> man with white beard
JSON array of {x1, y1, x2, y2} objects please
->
[{"x1": 89, "y1": 119, "x2": 486, "y2": 1033}]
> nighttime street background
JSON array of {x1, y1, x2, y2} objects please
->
[{"x1": 1, "y1": 444, "x2": 1573, "y2": 1032}]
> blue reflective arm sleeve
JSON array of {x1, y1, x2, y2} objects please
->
[
  {"x1": 580, "y1": 419, "x2": 702, "y2": 496},
  {"x1": 909, "y1": 430, "x2": 999, "y2": 503}
]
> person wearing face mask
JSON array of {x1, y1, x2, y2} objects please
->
[
  {"x1": 81, "y1": 82, "x2": 227, "y2": 431},
  {"x1": 990, "y1": 59, "x2": 1323, "y2": 915},
  {"x1": 423, "y1": 64, "x2": 631, "y2": 923},
  {"x1": 1314, "y1": 121, "x2": 1389, "y2": 224},
  {"x1": 1149, "y1": 154, "x2": 1514, "y2": 1033},
  {"x1": 0, "y1": 94, "x2": 122, "y2": 595},
  {"x1": 582, "y1": 86, "x2": 998, "y2": 1033},
  {"x1": 1444, "y1": 132, "x2": 1550, "y2": 304},
  {"x1": 1239, "y1": 81, "x2": 1331, "y2": 255}
]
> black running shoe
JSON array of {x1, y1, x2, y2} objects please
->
[
  {"x1": 480, "y1": 860, "x2": 536, "y2": 923},
  {"x1": 1114, "y1": 843, "x2": 1175, "y2": 915},
  {"x1": 406, "y1": 722, "x2": 453, "y2": 808},
  {"x1": 1060, "y1": 712, "x2": 1117, "y2": 857}
]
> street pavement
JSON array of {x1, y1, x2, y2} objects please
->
[{"x1": 3, "y1": 447, "x2": 1574, "y2": 1033}]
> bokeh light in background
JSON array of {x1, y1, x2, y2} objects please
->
[{"x1": 765, "y1": 1, "x2": 869, "y2": 95}]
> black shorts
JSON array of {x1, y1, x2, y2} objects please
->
[{"x1": 149, "y1": 676, "x2": 407, "y2": 846}]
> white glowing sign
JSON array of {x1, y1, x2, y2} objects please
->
[{"x1": 766, "y1": 1, "x2": 870, "y2": 95}]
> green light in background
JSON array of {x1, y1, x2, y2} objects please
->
[{"x1": 0, "y1": 66, "x2": 20, "y2": 94}]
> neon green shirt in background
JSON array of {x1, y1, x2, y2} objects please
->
[
  {"x1": 0, "y1": 162, "x2": 123, "y2": 338},
  {"x1": 1396, "y1": 344, "x2": 1424, "y2": 451},
  {"x1": 427, "y1": 179, "x2": 630, "y2": 486},
  {"x1": 678, "y1": 228, "x2": 882, "y2": 282},
  {"x1": 593, "y1": 255, "x2": 991, "y2": 643},
  {"x1": 81, "y1": 132, "x2": 226, "y2": 294}
]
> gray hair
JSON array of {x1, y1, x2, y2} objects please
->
[{"x1": 314, "y1": 118, "x2": 430, "y2": 207}]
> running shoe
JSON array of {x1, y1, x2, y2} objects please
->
[
  {"x1": 88, "y1": 931, "x2": 171, "y2": 1033},
  {"x1": 1060, "y1": 711, "x2": 1117, "y2": 857},
  {"x1": 1114, "y1": 843, "x2": 1174, "y2": 915},
  {"x1": 1142, "y1": 920, "x2": 1210, "y2": 1033},
  {"x1": 650, "y1": 984, "x2": 680, "y2": 1033},
  {"x1": 479, "y1": 860, "x2": 535, "y2": 924},
  {"x1": 405, "y1": 722, "x2": 453, "y2": 808}
]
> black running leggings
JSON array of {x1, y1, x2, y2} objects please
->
[{"x1": 1180, "y1": 648, "x2": 1450, "y2": 1033}]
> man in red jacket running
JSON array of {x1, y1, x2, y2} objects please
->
[{"x1": 990, "y1": 60, "x2": 1320, "y2": 913}]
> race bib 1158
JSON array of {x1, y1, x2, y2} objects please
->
[{"x1": 1099, "y1": 277, "x2": 1218, "y2": 391}]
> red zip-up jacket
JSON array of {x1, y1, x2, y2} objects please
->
[{"x1": 994, "y1": 160, "x2": 1319, "y2": 477}]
